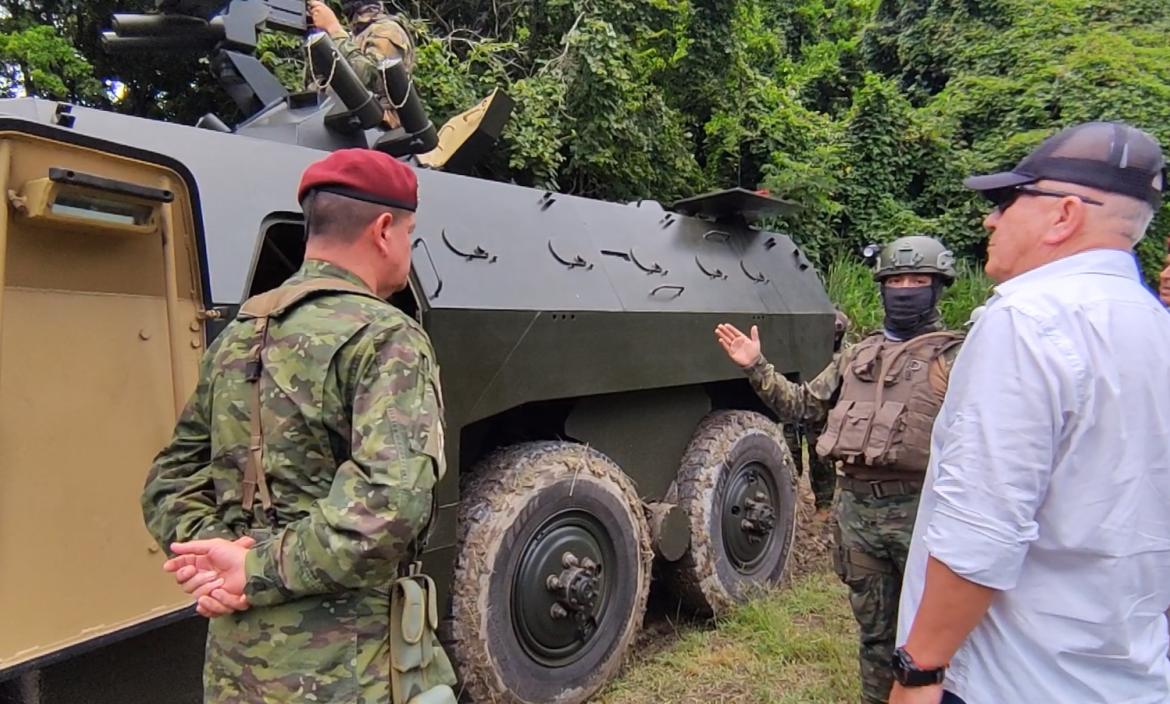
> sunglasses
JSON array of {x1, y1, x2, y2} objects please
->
[{"x1": 990, "y1": 185, "x2": 1105, "y2": 213}]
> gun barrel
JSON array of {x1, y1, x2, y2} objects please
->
[
  {"x1": 101, "y1": 31, "x2": 220, "y2": 53},
  {"x1": 379, "y1": 58, "x2": 438, "y2": 152},
  {"x1": 307, "y1": 33, "x2": 384, "y2": 131},
  {"x1": 111, "y1": 13, "x2": 213, "y2": 37}
]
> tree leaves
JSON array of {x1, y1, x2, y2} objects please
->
[{"x1": 2, "y1": 0, "x2": 1168, "y2": 283}]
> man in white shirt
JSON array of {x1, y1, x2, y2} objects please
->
[{"x1": 892, "y1": 121, "x2": 1170, "y2": 704}]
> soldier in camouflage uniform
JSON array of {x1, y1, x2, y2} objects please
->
[
  {"x1": 308, "y1": 0, "x2": 415, "y2": 128},
  {"x1": 715, "y1": 236, "x2": 964, "y2": 704},
  {"x1": 142, "y1": 149, "x2": 456, "y2": 703},
  {"x1": 802, "y1": 308, "x2": 850, "y2": 512}
]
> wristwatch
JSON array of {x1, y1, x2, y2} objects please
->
[{"x1": 891, "y1": 646, "x2": 946, "y2": 687}]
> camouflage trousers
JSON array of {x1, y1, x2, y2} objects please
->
[
  {"x1": 783, "y1": 425, "x2": 836, "y2": 508},
  {"x1": 806, "y1": 441, "x2": 837, "y2": 508},
  {"x1": 832, "y1": 487, "x2": 919, "y2": 704}
]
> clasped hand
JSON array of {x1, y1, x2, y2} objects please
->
[{"x1": 163, "y1": 536, "x2": 253, "y2": 618}]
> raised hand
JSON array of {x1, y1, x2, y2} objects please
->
[{"x1": 715, "y1": 323, "x2": 762, "y2": 368}]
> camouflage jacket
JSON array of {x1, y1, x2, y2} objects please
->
[
  {"x1": 330, "y1": 10, "x2": 415, "y2": 121},
  {"x1": 745, "y1": 328, "x2": 961, "y2": 427},
  {"x1": 142, "y1": 260, "x2": 444, "y2": 703}
]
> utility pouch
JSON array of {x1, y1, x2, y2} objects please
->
[{"x1": 390, "y1": 567, "x2": 458, "y2": 704}]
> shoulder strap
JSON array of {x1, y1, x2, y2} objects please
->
[
  {"x1": 238, "y1": 277, "x2": 382, "y2": 319},
  {"x1": 927, "y1": 336, "x2": 965, "y2": 395},
  {"x1": 238, "y1": 278, "x2": 384, "y2": 520}
]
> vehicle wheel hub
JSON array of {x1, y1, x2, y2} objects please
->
[
  {"x1": 721, "y1": 461, "x2": 779, "y2": 574},
  {"x1": 513, "y1": 511, "x2": 612, "y2": 667}
]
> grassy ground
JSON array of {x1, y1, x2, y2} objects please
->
[
  {"x1": 598, "y1": 571, "x2": 858, "y2": 704},
  {"x1": 600, "y1": 462, "x2": 859, "y2": 704}
]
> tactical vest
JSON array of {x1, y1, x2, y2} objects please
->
[{"x1": 815, "y1": 331, "x2": 962, "y2": 479}]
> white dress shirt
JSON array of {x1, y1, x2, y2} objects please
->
[{"x1": 898, "y1": 249, "x2": 1170, "y2": 703}]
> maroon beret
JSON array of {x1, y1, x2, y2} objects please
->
[{"x1": 297, "y1": 148, "x2": 418, "y2": 211}]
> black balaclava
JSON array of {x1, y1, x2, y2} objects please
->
[
  {"x1": 343, "y1": 1, "x2": 384, "y2": 28},
  {"x1": 881, "y1": 279, "x2": 943, "y2": 339}
]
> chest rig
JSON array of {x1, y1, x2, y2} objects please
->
[{"x1": 815, "y1": 331, "x2": 962, "y2": 479}]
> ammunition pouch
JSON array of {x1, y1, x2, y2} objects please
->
[
  {"x1": 816, "y1": 331, "x2": 962, "y2": 474},
  {"x1": 834, "y1": 544, "x2": 894, "y2": 583},
  {"x1": 390, "y1": 568, "x2": 458, "y2": 704}
]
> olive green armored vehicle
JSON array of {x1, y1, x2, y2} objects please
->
[{"x1": 0, "y1": 2, "x2": 834, "y2": 702}]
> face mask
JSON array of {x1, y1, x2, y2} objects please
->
[
  {"x1": 882, "y1": 284, "x2": 939, "y2": 338},
  {"x1": 344, "y1": 2, "x2": 382, "y2": 28}
]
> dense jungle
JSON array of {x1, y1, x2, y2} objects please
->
[{"x1": 2, "y1": 0, "x2": 1168, "y2": 312}]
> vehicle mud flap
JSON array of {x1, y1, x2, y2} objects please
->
[{"x1": 390, "y1": 573, "x2": 458, "y2": 704}]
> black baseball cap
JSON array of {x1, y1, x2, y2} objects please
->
[{"x1": 964, "y1": 121, "x2": 1166, "y2": 209}]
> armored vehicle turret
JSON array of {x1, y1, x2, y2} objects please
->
[{"x1": 0, "y1": 2, "x2": 834, "y2": 702}]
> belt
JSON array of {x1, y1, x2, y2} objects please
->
[{"x1": 838, "y1": 475, "x2": 922, "y2": 499}]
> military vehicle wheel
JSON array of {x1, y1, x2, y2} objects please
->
[
  {"x1": 447, "y1": 441, "x2": 652, "y2": 704},
  {"x1": 670, "y1": 410, "x2": 797, "y2": 614}
]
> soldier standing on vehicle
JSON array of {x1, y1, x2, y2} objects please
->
[
  {"x1": 715, "y1": 236, "x2": 964, "y2": 704},
  {"x1": 308, "y1": 0, "x2": 415, "y2": 128},
  {"x1": 141, "y1": 148, "x2": 456, "y2": 703}
]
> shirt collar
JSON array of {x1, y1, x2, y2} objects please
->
[
  {"x1": 992, "y1": 249, "x2": 1140, "y2": 300},
  {"x1": 291, "y1": 259, "x2": 372, "y2": 291}
]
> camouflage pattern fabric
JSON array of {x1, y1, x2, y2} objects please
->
[
  {"x1": 745, "y1": 350, "x2": 846, "y2": 427},
  {"x1": 329, "y1": 10, "x2": 415, "y2": 126},
  {"x1": 805, "y1": 426, "x2": 837, "y2": 508},
  {"x1": 783, "y1": 423, "x2": 836, "y2": 509},
  {"x1": 833, "y1": 490, "x2": 919, "y2": 704},
  {"x1": 142, "y1": 259, "x2": 447, "y2": 703},
  {"x1": 744, "y1": 329, "x2": 960, "y2": 704}
]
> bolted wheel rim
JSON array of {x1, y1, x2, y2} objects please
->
[
  {"x1": 720, "y1": 459, "x2": 780, "y2": 575},
  {"x1": 512, "y1": 509, "x2": 615, "y2": 667}
]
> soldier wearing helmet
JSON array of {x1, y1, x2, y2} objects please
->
[
  {"x1": 308, "y1": 0, "x2": 415, "y2": 128},
  {"x1": 715, "y1": 235, "x2": 964, "y2": 704}
]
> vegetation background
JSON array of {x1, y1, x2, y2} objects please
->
[{"x1": 1, "y1": 0, "x2": 1166, "y2": 326}]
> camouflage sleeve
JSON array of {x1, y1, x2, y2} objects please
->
[
  {"x1": 141, "y1": 336, "x2": 236, "y2": 552},
  {"x1": 929, "y1": 338, "x2": 964, "y2": 392},
  {"x1": 329, "y1": 22, "x2": 409, "y2": 89},
  {"x1": 243, "y1": 322, "x2": 441, "y2": 607},
  {"x1": 744, "y1": 351, "x2": 845, "y2": 425}
]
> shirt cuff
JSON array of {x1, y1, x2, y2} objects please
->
[
  {"x1": 745, "y1": 355, "x2": 772, "y2": 379},
  {"x1": 924, "y1": 503, "x2": 1033, "y2": 591},
  {"x1": 243, "y1": 537, "x2": 293, "y2": 607},
  {"x1": 329, "y1": 28, "x2": 349, "y2": 42}
]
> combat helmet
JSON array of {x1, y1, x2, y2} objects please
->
[{"x1": 872, "y1": 235, "x2": 956, "y2": 285}]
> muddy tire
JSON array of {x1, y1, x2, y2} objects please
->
[
  {"x1": 446, "y1": 441, "x2": 653, "y2": 704},
  {"x1": 669, "y1": 410, "x2": 797, "y2": 615}
]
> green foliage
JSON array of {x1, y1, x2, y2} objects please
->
[
  {"x1": 0, "y1": 24, "x2": 102, "y2": 100},
  {"x1": 1, "y1": 0, "x2": 1168, "y2": 282}
]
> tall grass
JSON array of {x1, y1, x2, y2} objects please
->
[{"x1": 824, "y1": 256, "x2": 994, "y2": 336}]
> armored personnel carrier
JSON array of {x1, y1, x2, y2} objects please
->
[{"x1": 0, "y1": 2, "x2": 834, "y2": 702}]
